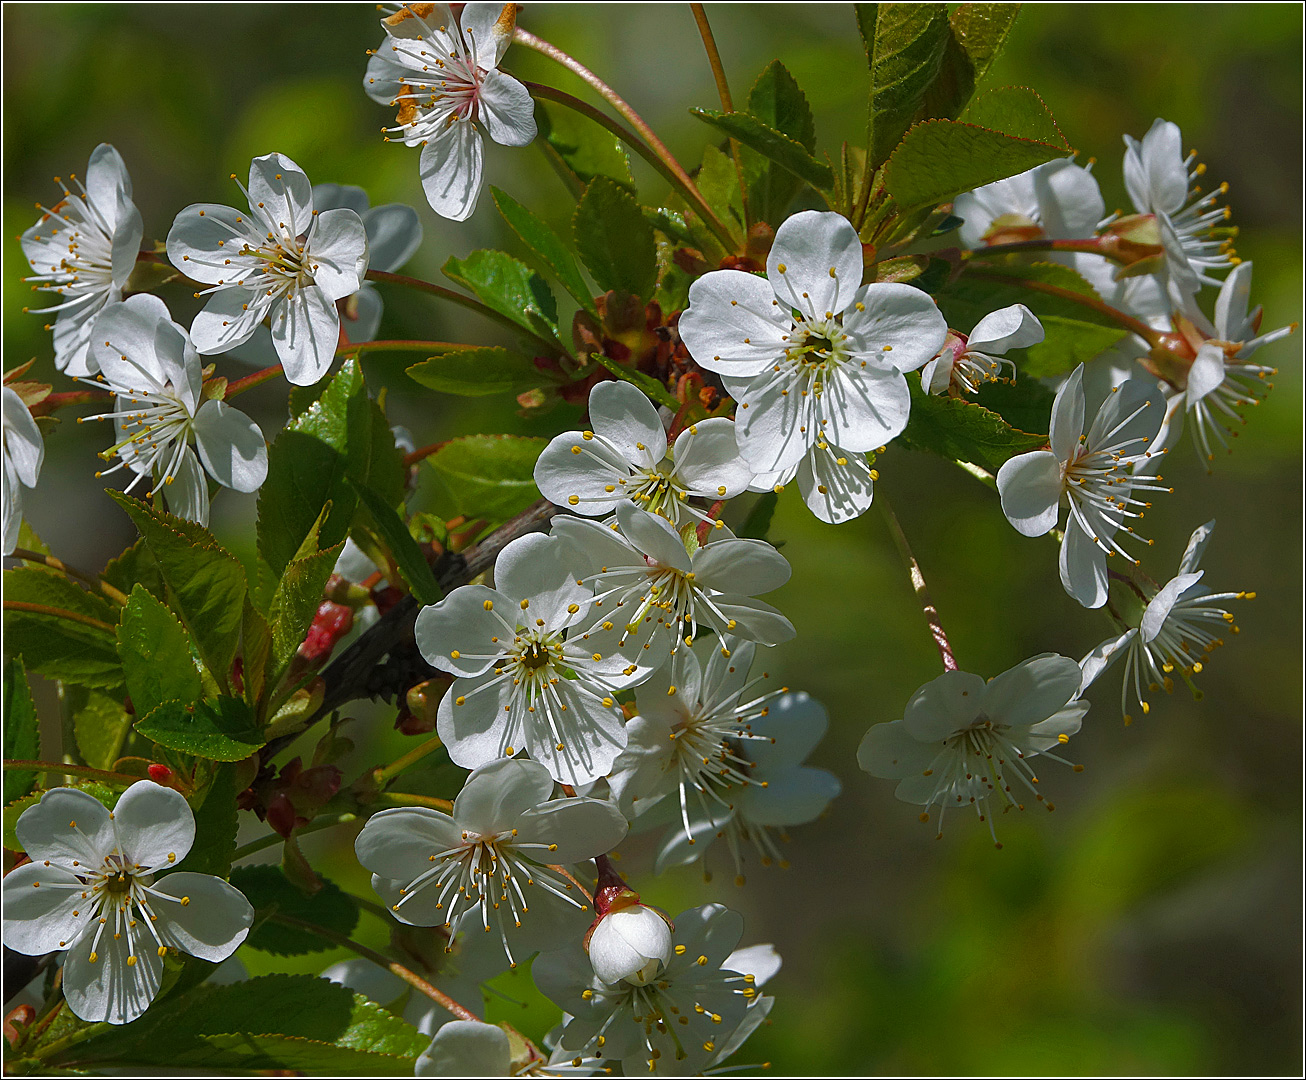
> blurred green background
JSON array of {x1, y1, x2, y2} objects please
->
[{"x1": 4, "y1": 4, "x2": 1301, "y2": 1074}]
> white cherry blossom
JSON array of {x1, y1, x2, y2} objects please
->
[
  {"x1": 588, "y1": 901, "x2": 674, "y2": 987},
  {"x1": 20, "y1": 143, "x2": 144, "y2": 376},
  {"x1": 415, "y1": 1019, "x2": 604, "y2": 1076},
  {"x1": 3, "y1": 386, "x2": 44, "y2": 556},
  {"x1": 747, "y1": 438, "x2": 878, "y2": 524},
  {"x1": 921, "y1": 304, "x2": 1044, "y2": 396},
  {"x1": 78, "y1": 295, "x2": 267, "y2": 526},
  {"x1": 679, "y1": 210, "x2": 947, "y2": 475},
  {"x1": 417, "y1": 531, "x2": 653, "y2": 785},
  {"x1": 355, "y1": 757, "x2": 626, "y2": 965},
  {"x1": 996, "y1": 364, "x2": 1170, "y2": 609},
  {"x1": 1, "y1": 782, "x2": 254, "y2": 1025},
  {"x1": 365, "y1": 3, "x2": 537, "y2": 221},
  {"x1": 534, "y1": 380, "x2": 753, "y2": 529},
  {"x1": 857, "y1": 654, "x2": 1088, "y2": 843},
  {"x1": 954, "y1": 157, "x2": 1105, "y2": 250},
  {"x1": 552, "y1": 501, "x2": 796, "y2": 661},
  {"x1": 166, "y1": 153, "x2": 369, "y2": 385}
]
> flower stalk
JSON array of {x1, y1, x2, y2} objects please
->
[
  {"x1": 8, "y1": 549, "x2": 129, "y2": 606},
  {"x1": 689, "y1": 3, "x2": 749, "y2": 228},
  {"x1": 876, "y1": 494, "x2": 958, "y2": 671}
]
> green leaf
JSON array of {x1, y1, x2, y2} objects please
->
[
  {"x1": 73, "y1": 690, "x2": 134, "y2": 773},
  {"x1": 406, "y1": 346, "x2": 541, "y2": 397},
  {"x1": 900, "y1": 375, "x2": 1046, "y2": 470},
  {"x1": 102, "y1": 538, "x2": 165, "y2": 603},
  {"x1": 135, "y1": 697, "x2": 265, "y2": 763},
  {"x1": 573, "y1": 177, "x2": 658, "y2": 301},
  {"x1": 424, "y1": 435, "x2": 546, "y2": 522},
  {"x1": 961, "y1": 85, "x2": 1068, "y2": 145},
  {"x1": 256, "y1": 359, "x2": 372, "y2": 587},
  {"x1": 973, "y1": 373, "x2": 1058, "y2": 435},
  {"x1": 536, "y1": 99, "x2": 634, "y2": 192},
  {"x1": 2, "y1": 567, "x2": 123, "y2": 691},
  {"x1": 350, "y1": 483, "x2": 442, "y2": 605},
  {"x1": 242, "y1": 598, "x2": 273, "y2": 709},
  {"x1": 917, "y1": 3, "x2": 1022, "y2": 121},
  {"x1": 882, "y1": 115, "x2": 1071, "y2": 212},
  {"x1": 492, "y1": 186, "x2": 599, "y2": 317},
  {"x1": 691, "y1": 108, "x2": 834, "y2": 190},
  {"x1": 3, "y1": 658, "x2": 39, "y2": 804},
  {"x1": 109, "y1": 494, "x2": 248, "y2": 684},
  {"x1": 442, "y1": 250, "x2": 561, "y2": 345},
  {"x1": 934, "y1": 262, "x2": 1128, "y2": 375},
  {"x1": 267, "y1": 507, "x2": 342, "y2": 673},
  {"x1": 858, "y1": 2, "x2": 952, "y2": 168},
  {"x1": 173, "y1": 763, "x2": 238, "y2": 878},
  {"x1": 117, "y1": 585, "x2": 204, "y2": 720},
  {"x1": 365, "y1": 397, "x2": 407, "y2": 512},
  {"x1": 694, "y1": 143, "x2": 746, "y2": 247},
  {"x1": 231, "y1": 866, "x2": 360, "y2": 955},
  {"x1": 742, "y1": 60, "x2": 817, "y2": 225},
  {"x1": 736, "y1": 492, "x2": 779, "y2": 542}
]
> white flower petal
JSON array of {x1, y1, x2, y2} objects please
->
[
  {"x1": 312, "y1": 183, "x2": 371, "y2": 216},
  {"x1": 679, "y1": 271, "x2": 791, "y2": 378},
  {"x1": 903, "y1": 669, "x2": 989, "y2": 740},
  {"x1": 1140, "y1": 571, "x2": 1204, "y2": 642},
  {"x1": 493, "y1": 532, "x2": 592, "y2": 626},
  {"x1": 160, "y1": 448, "x2": 211, "y2": 527},
  {"x1": 766, "y1": 211, "x2": 863, "y2": 319},
  {"x1": 189, "y1": 288, "x2": 270, "y2": 357},
  {"x1": 149, "y1": 872, "x2": 253, "y2": 961},
  {"x1": 1048, "y1": 364, "x2": 1085, "y2": 462},
  {"x1": 1186, "y1": 344, "x2": 1227, "y2": 405},
  {"x1": 416, "y1": 585, "x2": 512, "y2": 678},
  {"x1": 3, "y1": 386, "x2": 44, "y2": 487},
  {"x1": 822, "y1": 365, "x2": 912, "y2": 452},
  {"x1": 516, "y1": 797, "x2": 627, "y2": 864},
  {"x1": 419, "y1": 120, "x2": 484, "y2": 222},
  {"x1": 165, "y1": 204, "x2": 258, "y2": 285},
  {"x1": 477, "y1": 68, "x2": 537, "y2": 147},
  {"x1": 112, "y1": 781, "x2": 195, "y2": 869},
  {"x1": 1, "y1": 861, "x2": 86, "y2": 954},
  {"x1": 856, "y1": 719, "x2": 937, "y2": 779},
  {"x1": 691, "y1": 539, "x2": 790, "y2": 595},
  {"x1": 371, "y1": 872, "x2": 447, "y2": 927},
  {"x1": 996, "y1": 450, "x2": 1062, "y2": 537},
  {"x1": 524, "y1": 682, "x2": 628, "y2": 787},
  {"x1": 1033, "y1": 158, "x2": 1105, "y2": 238},
  {"x1": 271, "y1": 284, "x2": 340, "y2": 386},
  {"x1": 732, "y1": 377, "x2": 816, "y2": 475},
  {"x1": 307, "y1": 209, "x2": 369, "y2": 300},
  {"x1": 615, "y1": 502, "x2": 691, "y2": 572},
  {"x1": 841, "y1": 283, "x2": 948, "y2": 373},
  {"x1": 248, "y1": 153, "x2": 315, "y2": 236},
  {"x1": 62, "y1": 920, "x2": 162, "y2": 1025},
  {"x1": 15, "y1": 787, "x2": 116, "y2": 866},
  {"x1": 452, "y1": 757, "x2": 554, "y2": 834},
  {"x1": 363, "y1": 203, "x2": 423, "y2": 272},
  {"x1": 1078, "y1": 629, "x2": 1137, "y2": 694},
  {"x1": 967, "y1": 303, "x2": 1045, "y2": 354},
  {"x1": 1178, "y1": 519, "x2": 1216, "y2": 576},
  {"x1": 438, "y1": 670, "x2": 522, "y2": 770},
  {"x1": 192, "y1": 400, "x2": 267, "y2": 493},
  {"x1": 416, "y1": 1020, "x2": 511, "y2": 1077},
  {"x1": 737, "y1": 765, "x2": 840, "y2": 826},
  {"x1": 534, "y1": 431, "x2": 631, "y2": 517},
  {"x1": 796, "y1": 442, "x2": 874, "y2": 523},
  {"x1": 89, "y1": 295, "x2": 180, "y2": 395},
  {"x1": 1059, "y1": 515, "x2": 1109, "y2": 609},
  {"x1": 588, "y1": 381, "x2": 667, "y2": 464},
  {"x1": 702, "y1": 595, "x2": 795, "y2": 646},
  {"x1": 671, "y1": 418, "x2": 752, "y2": 497},
  {"x1": 980, "y1": 653, "x2": 1082, "y2": 729},
  {"x1": 356, "y1": 807, "x2": 463, "y2": 881},
  {"x1": 723, "y1": 943, "x2": 782, "y2": 988}
]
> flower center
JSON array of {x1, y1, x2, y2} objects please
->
[{"x1": 520, "y1": 640, "x2": 552, "y2": 670}]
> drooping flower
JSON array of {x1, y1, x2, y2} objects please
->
[
  {"x1": 920, "y1": 305, "x2": 1044, "y2": 396},
  {"x1": 534, "y1": 380, "x2": 753, "y2": 529},
  {"x1": 2, "y1": 781, "x2": 254, "y2": 1025},
  {"x1": 165, "y1": 153, "x2": 369, "y2": 386},
  {"x1": 20, "y1": 143, "x2": 144, "y2": 377},
  {"x1": 954, "y1": 157, "x2": 1105, "y2": 249},
  {"x1": 79, "y1": 295, "x2": 268, "y2": 526},
  {"x1": 355, "y1": 757, "x2": 626, "y2": 965},
  {"x1": 534, "y1": 903, "x2": 753, "y2": 1076},
  {"x1": 415, "y1": 531, "x2": 654, "y2": 785},
  {"x1": 679, "y1": 210, "x2": 948, "y2": 475},
  {"x1": 415, "y1": 1019, "x2": 605, "y2": 1077},
  {"x1": 365, "y1": 3, "x2": 537, "y2": 221},
  {"x1": 995, "y1": 364, "x2": 1170, "y2": 609},
  {"x1": 1079, "y1": 520, "x2": 1251, "y2": 724},
  {"x1": 857, "y1": 654, "x2": 1088, "y2": 843},
  {"x1": 552, "y1": 501, "x2": 796, "y2": 662},
  {"x1": 3, "y1": 386, "x2": 44, "y2": 555},
  {"x1": 587, "y1": 898, "x2": 674, "y2": 987}
]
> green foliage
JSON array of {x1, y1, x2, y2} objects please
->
[
  {"x1": 742, "y1": 60, "x2": 818, "y2": 225},
  {"x1": 737, "y1": 492, "x2": 779, "y2": 542},
  {"x1": 102, "y1": 538, "x2": 165, "y2": 602},
  {"x1": 52, "y1": 974, "x2": 428, "y2": 1074},
  {"x1": 574, "y1": 176, "x2": 658, "y2": 301},
  {"x1": 535, "y1": 99, "x2": 634, "y2": 193},
  {"x1": 918, "y1": 3, "x2": 1023, "y2": 121},
  {"x1": 974, "y1": 376, "x2": 1058, "y2": 436},
  {"x1": 135, "y1": 698, "x2": 265, "y2": 763},
  {"x1": 694, "y1": 143, "x2": 747, "y2": 247},
  {"x1": 901, "y1": 376, "x2": 1047, "y2": 470},
  {"x1": 3, "y1": 658, "x2": 39, "y2": 803},
  {"x1": 962, "y1": 85, "x2": 1068, "y2": 144},
  {"x1": 111, "y1": 494, "x2": 247, "y2": 685},
  {"x1": 267, "y1": 510, "x2": 343, "y2": 673},
  {"x1": 691, "y1": 108, "x2": 834, "y2": 190},
  {"x1": 406, "y1": 345, "x2": 542, "y2": 397},
  {"x1": 423, "y1": 435, "x2": 546, "y2": 522},
  {"x1": 351, "y1": 482, "x2": 442, "y2": 605},
  {"x1": 232, "y1": 865, "x2": 361, "y2": 956},
  {"x1": 241, "y1": 600, "x2": 273, "y2": 710},
  {"x1": 173, "y1": 763, "x2": 239, "y2": 878},
  {"x1": 443, "y1": 250, "x2": 562, "y2": 346},
  {"x1": 493, "y1": 186, "x2": 599, "y2": 317},
  {"x1": 2, "y1": 566, "x2": 123, "y2": 691},
  {"x1": 72, "y1": 689, "x2": 134, "y2": 772},
  {"x1": 117, "y1": 585, "x2": 203, "y2": 719},
  {"x1": 934, "y1": 262, "x2": 1128, "y2": 375}
]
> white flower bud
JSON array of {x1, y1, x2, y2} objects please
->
[{"x1": 588, "y1": 903, "x2": 673, "y2": 986}]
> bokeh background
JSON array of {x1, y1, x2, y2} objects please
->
[{"x1": 4, "y1": 4, "x2": 1301, "y2": 1074}]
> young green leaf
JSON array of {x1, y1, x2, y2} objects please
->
[
  {"x1": 694, "y1": 144, "x2": 747, "y2": 248},
  {"x1": 962, "y1": 85, "x2": 1068, "y2": 145},
  {"x1": 102, "y1": 538, "x2": 165, "y2": 603},
  {"x1": 743, "y1": 60, "x2": 817, "y2": 225},
  {"x1": 574, "y1": 177, "x2": 658, "y2": 301},
  {"x1": 406, "y1": 346, "x2": 541, "y2": 397},
  {"x1": 917, "y1": 3, "x2": 1022, "y2": 121},
  {"x1": 424, "y1": 434, "x2": 547, "y2": 522},
  {"x1": 492, "y1": 186, "x2": 599, "y2": 317},
  {"x1": 690, "y1": 109, "x2": 834, "y2": 190},
  {"x1": 117, "y1": 584, "x2": 204, "y2": 719},
  {"x1": 3, "y1": 658, "x2": 40, "y2": 804},
  {"x1": 536, "y1": 99, "x2": 635, "y2": 192},
  {"x1": 442, "y1": 250, "x2": 562, "y2": 346},
  {"x1": 135, "y1": 697, "x2": 265, "y2": 763},
  {"x1": 73, "y1": 689, "x2": 134, "y2": 773},
  {"x1": 173, "y1": 762, "x2": 239, "y2": 878},
  {"x1": 350, "y1": 482, "x2": 442, "y2": 606},
  {"x1": 973, "y1": 375, "x2": 1057, "y2": 436},
  {"x1": 230, "y1": 866, "x2": 360, "y2": 955},
  {"x1": 900, "y1": 375, "x2": 1046, "y2": 470},
  {"x1": 2, "y1": 566, "x2": 124, "y2": 691}
]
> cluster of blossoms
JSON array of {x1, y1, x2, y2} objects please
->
[{"x1": 1, "y1": 2, "x2": 1291, "y2": 1073}]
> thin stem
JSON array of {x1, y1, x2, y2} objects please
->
[
  {"x1": 28, "y1": 389, "x2": 111, "y2": 418},
  {"x1": 3, "y1": 759, "x2": 139, "y2": 785},
  {"x1": 952, "y1": 460, "x2": 998, "y2": 491},
  {"x1": 222, "y1": 364, "x2": 283, "y2": 399},
  {"x1": 337, "y1": 338, "x2": 466, "y2": 358},
  {"x1": 965, "y1": 268, "x2": 1164, "y2": 347},
  {"x1": 231, "y1": 811, "x2": 360, "y2": 862},
  {"x1": 2, "y1": 601, "x2": 115, "y2": 634},
  {"x1": 403, "y1": 440, "x2": 450, "y2": 467},
  {"x1": 365, "y1": 269, "x2": 564, "y2": 357},
  {"x1": 375, "y1": 791, "x2": 454, "y2": 812},
  {"x1": 266, "y1": 913, "x2": 480, "y2": 1022},
  {"x1": 374, "y1": 735, "x2": 445, "y2": 785},
  {"x1": 876, "y1": 493, "x2": 957, "y2": 671},
  {"x1": 514, "y1": 29, "x2": 737, "y2": 250},
  {"x1": 965, "y1": 237, "x2": 1129, "y2": 262},
  {"x1": 689, "y1": 3, "x2": 749, "y2": 229},
  {"x1": 8, "y1": 549, "x2": 129, "y2": 605}
]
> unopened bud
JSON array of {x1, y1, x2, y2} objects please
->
[{"x1": 586, "y1": 894, "x2": 674, "y2": 986}]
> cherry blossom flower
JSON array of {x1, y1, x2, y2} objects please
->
[
  {"x1": 166, "y1": 153, "x2": 369, "y2": 385},
  {"x1": 678, "y1": 210, "x2": 947, "y2": 475},
  {"x1": 534, "y1": 903, "x2": 753, "y2": 1075},
  {"x1": 365, "y1": 3, "x2": 536, "y2": 221},
  {"x1": 416, "y1": 531, "x2": 653, "y2": 785},
  {"x1": 355, "y1": 757, "x2": 626, "y2": 965},
  {"x1": 1079, "y1": 520, "x2": 1251, "y2": 724},
  {"x1": 954, "y1": 157, "x2": 1105, "y2": 249},
  {"x1": 415, "y1": 1019, "x2": 604, "y2": 1076},
  {"x1": 920, "y1": 305, "x2": 1044, "y2": 396},
  {"x1": 746, "y1": 438, "x2": 879, "y2": 524},
  {"x1": 534, "y1": 380, "x2": 753, "y2": 529},
  {"x1": 587, "y1": 900, "x2": 674, "y2": 987},
  {"x1": 3, "y1": 386, "x2": 44, "y2": 555},
  {"x1": 995, "y1": 364, "x2": 1170, "y2": 608},
  {"x1": 1, "y1": 782, "x2": 254, "y2": 1025},
  {"x1": 552, "y1": 501, "x2": 795, "y2": 661},
  {"x1": 20, "y1": 144, "x2": 144, "y2": 377},
  {"x1": 857, "y1": 654, "x2": 1088, "y2": 843}
]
